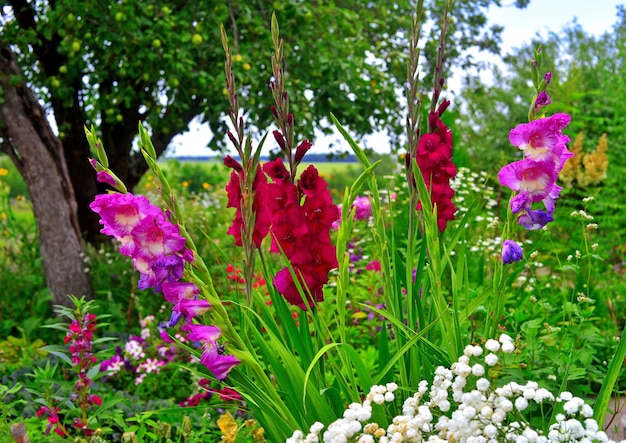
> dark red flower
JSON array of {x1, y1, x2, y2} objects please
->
[{"x1": 263, "y1": 158, "x2": 290, "y2": 181}]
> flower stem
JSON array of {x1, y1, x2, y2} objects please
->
[{"x1": 594, "y1": 322, "x2": 626, "y2": 428}]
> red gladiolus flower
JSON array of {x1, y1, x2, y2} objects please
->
[{"x1": 414, "y1": 111, "x2": 457, "y2": 232}]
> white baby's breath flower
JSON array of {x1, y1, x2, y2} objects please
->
[
  {"x1": 501, "y1": 341, "x2": 515, "y2": 353},
  {"x1": 484, "y1": 353, "x2": 499, "y2": 366},
  {"x1": 515, "y1": 397, "x2": 529, "y2": 411},
  {"x1": 471, "y1": 364, "x2": 485, "y2": 377},
  {"x1": 484, "y1": 424, "x2": 498, "y2": 438},
  {"x1": 476, "y1": 378, "x2": 491, "y2": 392},
  {"x1": 485, "y1": 339, "x2": 500, "y2": 352}
]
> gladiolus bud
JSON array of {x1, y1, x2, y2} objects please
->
[{"x1": 295, "y1": 140, "x2": 312, "y2": 163}]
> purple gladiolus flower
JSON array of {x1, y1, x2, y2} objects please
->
[
  {"x1": 502, "y1": 240, "x2": 523, "y2": 264},
  {"x1": 517, "y1": 208, "x2": 554, "y2": 231},
  {"x1": 184, "y1": 324, "x2": 239, "y2": 380}
]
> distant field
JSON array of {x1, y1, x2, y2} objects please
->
[{"x1": 162, "y1": 158, "x2": 360, "y2": 177}]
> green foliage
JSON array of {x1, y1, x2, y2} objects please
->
[
  {"x1": 0, "y1": 0, "x2": 455, "y2": 149},
  {"x1": 0, "y1": 155, "x2": 29, "y2": 199}
]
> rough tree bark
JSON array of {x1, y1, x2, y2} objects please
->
[{"x1": 0, "y1": 43, "x2": 93, "y2": 307}]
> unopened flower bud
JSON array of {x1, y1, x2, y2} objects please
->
[
  {"x1": 273, "y1": 130, "x2": 286, "y2": 150},
  {"x1": 227, "y1": 130, "x2": 238, "y2": 147},
  {"x1": 437, "y1": 99, "x2": 451, "y2": 117},
  {"x1": 295, "y1": 139, "x2": 312, "y2": 163},
  {"x1": 543, "y1": 71, "x2": 552, "y2": 85},
  {"x1": 270, "y1": 105, "x2": 279, "y2": 119},
  {"x1": 502, "y1": 239, "x2": 523, "y2": 264},
  {"x1": 534, "y1": 91, "x2": 551, "y2": 112},
  {"x1": 223, "y1": 155, "x2": 243, "y2": 172}
]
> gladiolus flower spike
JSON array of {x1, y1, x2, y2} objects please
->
[{"x1": 498, "y1": 113, "x2": 572, "y2": 230}]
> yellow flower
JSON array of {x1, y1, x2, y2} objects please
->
[
  {"x1": 243, "y1": 62, "x2": 252, "y2": 71},
  {"x1": 202, "y1": 182, "x2": 211, "y2": 190},
  {"x1": 0, "y1": 168, "x2": 8, "y2": 176},
  {"x1": 233, "y1": 54, "x2": 243, "y2": 62},
  {"x1": 182, "y1": 181, "x2": 189, "y2": 188},
  {"x1": 581, "y1": 133, "x2": 609, "y2": 186},
  {"x1": 560, "y1": 132, "x2": 582, "y2": 188},
  {"x1": 217, "y1": 412, "x2": 239, "y2": 443}
]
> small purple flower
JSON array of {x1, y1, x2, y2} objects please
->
[{"x1": 502, "y1": 240, "x2": 523, "y2": 264}]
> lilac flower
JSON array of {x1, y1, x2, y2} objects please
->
[{"x1": 502, "y1": 240, "x2": 523, "y2": 264}]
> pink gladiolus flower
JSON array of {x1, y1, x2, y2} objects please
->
[
  {"x1": 90, "y1": 193, "x2": 154, "y2": 238},
  {"x1": 365, "y1": 260, "x2": 381, "y2": 271},
  {"x1": 353, "y1": 196, "x2": 372, "y2": 220},
  {"x1": 498, "y1": 159, "x2": 558, "y2": 204},
  {"x1": 131, "y1": 214, "x2": 186, "y2": 262},
  {"x1": 509, "y1": 113, "x2": 570, "y2": 162}
]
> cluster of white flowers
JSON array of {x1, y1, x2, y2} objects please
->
[{"x1": 287, "y1": 334, "x2": 622, "y2": 443}]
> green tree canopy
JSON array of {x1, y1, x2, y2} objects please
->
[{"x1": 1, "y1": 0, "x2": 525, "y2": 241}]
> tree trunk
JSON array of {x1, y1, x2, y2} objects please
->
[{"x1": 0, "y1": 43, "x2": 93, "y2": 308}]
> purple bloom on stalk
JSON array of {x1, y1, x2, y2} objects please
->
[
  {"x1": 184, "y1": 324, "x2": 239, "y2": 380},
  {"x1": 502, "y1": 240, "x2": 523, "y2": 264},
  {"x1": 517, "y1": 207, "x2": 554, "y2": 231},
  {"x1": 152, "y1": 255, "x2": 185, "y2": 292}
]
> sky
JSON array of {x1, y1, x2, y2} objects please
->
[{"x1": 167, "y1": 0, "x2": 624, "y2": 157}]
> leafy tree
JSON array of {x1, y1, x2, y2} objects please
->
[
  {"x1": 1, "y1": 0, "x2": 526, "y2": 240},
  {"x1": 0, "y1": 0, "x2": 526, "y2": 306}
]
